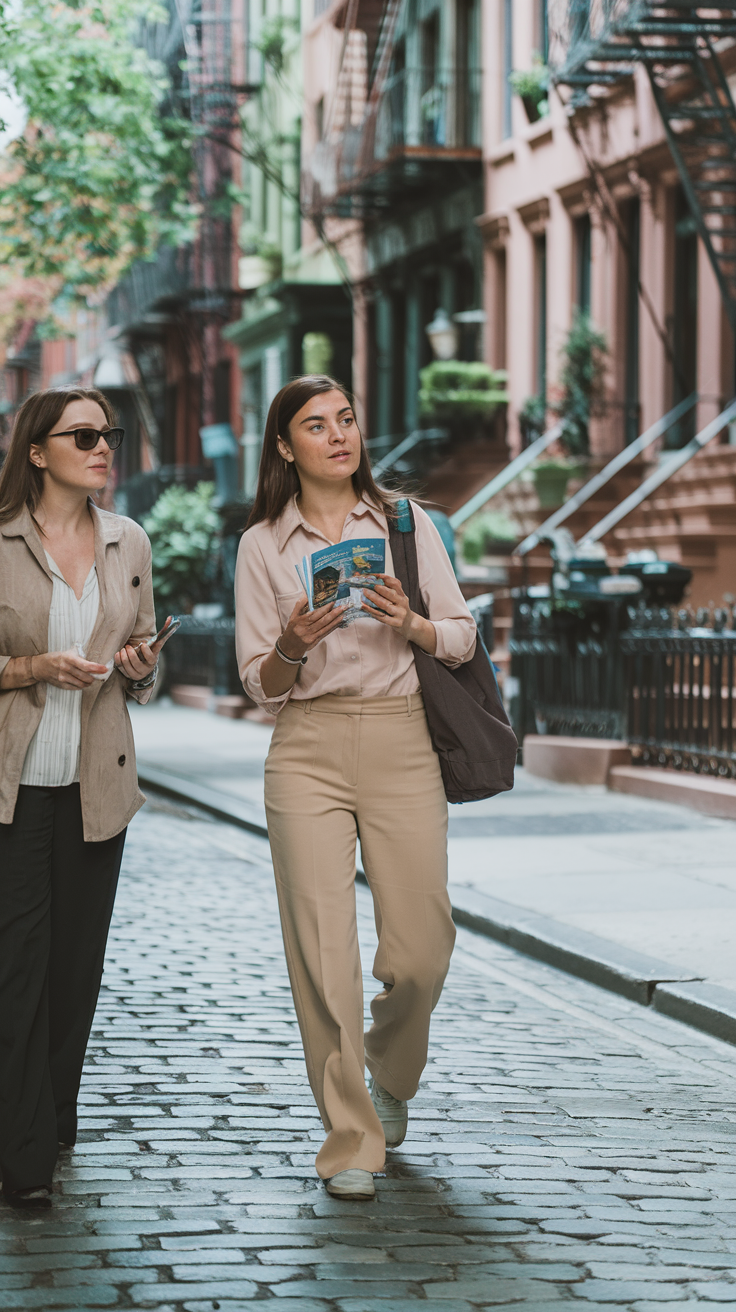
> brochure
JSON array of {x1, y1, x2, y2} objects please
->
[{"x1": 296, "y1": 538, "x2": 385, "y2": 623}]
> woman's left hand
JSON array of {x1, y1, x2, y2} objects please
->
[
  {"x1": 362, "y1": 574, "x2": 417, "y2": 641},
  {"x1": 362, "y1": 575, "x2": 438, "y2": 655},
  {"x1": 114, "y1": 618, "x2": 171, "y2": 682}
]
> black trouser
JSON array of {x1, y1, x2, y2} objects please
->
[{"x1": 0, "y1": 784, "x2": 125, "y2": 1192}]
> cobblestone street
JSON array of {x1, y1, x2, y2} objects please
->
[{"x1": 2, "y1": 795, "x2": 736, "y2": 1311}]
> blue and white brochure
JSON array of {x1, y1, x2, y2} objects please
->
[{"x1": 296, "y1": 538, "x2": 385, "y2": 623}]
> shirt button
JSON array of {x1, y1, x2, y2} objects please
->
[
  {"x1": 350, "y1": 654, "x2": 358, "y2": 661},
  {"x1": 132, "y1": 576, "x2": 140, "y2": 587},
  {"x1": 118, "y1": 755, "x2": 126, "y2": 766}
]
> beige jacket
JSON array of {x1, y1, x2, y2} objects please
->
[{"x1": 0, "y1": 502, "x2": 156, "y2": 841}]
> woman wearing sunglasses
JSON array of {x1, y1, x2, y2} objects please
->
[{"x1": 0, "y1": 387, "x2": 170, "y2": 1210}]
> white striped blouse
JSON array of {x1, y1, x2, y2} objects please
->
[{"x1": 20, "y1": 553, "x2": 101, "y2": 788}]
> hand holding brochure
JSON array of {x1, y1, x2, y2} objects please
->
[{"x1": 296, "y1": 538, "x2": 385, "y2": 623}]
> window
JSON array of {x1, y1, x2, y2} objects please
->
[
  {"x1": 537, "y1": 0, "x2": 549, "y2": 61},
  {"x1": 456, "y1": 0, "x2": 481, "y2": 147},
  {"x1": 670, "y1": 188, "x2": 698, "y2": 448},
  {"x1": 570, "y1": 0, "x2": 590, "y2": 45},
  {"x1": 575, "y1": 214, "x2": 592, "y2": 314},
  {"x1": 493, "y1": 248, "x2": 508, "y2": 371},
  {"x1": 535, "y1": 235, "x2": 547, "y2": 400},
  {"x1": 503, "y1": 0, "x2": 513, "y2": 140},
  {"x1": 421, "y1": 15, "x2": 443, "y2": 145},
  {"x1": 214, "y1": 359, "x2": 231, "y2": 425},
  {"x1": 624, "y1": 199, "x2": 640, "y2": 445}
]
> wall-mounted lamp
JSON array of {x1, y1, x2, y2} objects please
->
[{"x1": 425, "y1": 308, "x2": 459, "y2": 361}]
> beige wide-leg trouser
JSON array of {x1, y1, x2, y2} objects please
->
[{"x1": 264, "y1": 692, "x2": 455, "y2": 1179}]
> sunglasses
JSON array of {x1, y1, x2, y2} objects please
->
[{"x1": 46, "y1": 427, "x2": 125, "y2": 451}]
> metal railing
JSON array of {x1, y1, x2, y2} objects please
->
[
  {"x1": 372, "y1": 66, "x2": 482, "y2": 155},
  {"x1": 623, "y1": 609, "x2": 736, "y2": 776},
  {"x1": 370, "y1": 427, "x2": 448, "y2": 478},
  {"x1": 304, "y1": 63, "x2": 482, "y2": 215},
  {"x1": 581, "y1": 397, "x2": 736, "y2": 545},
  {"x1": 517, "y1": 395, "x2": 698, "y2": 557},
  {"x1": 509, "y1": 590, "x2": 628, "y2": 742},
  {"x1": 163, "y1": 616, "x2": 242, "y2": 698},
  {"x1": 449, "y1": 422, "x2": 564, "y2": 531},
  {"x1": 510, "y1": 592, "x2": 736, "y2": 777}
]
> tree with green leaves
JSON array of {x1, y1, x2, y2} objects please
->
[{"x1": 0, "y1": 0, "x2": 197, "y2": 303}]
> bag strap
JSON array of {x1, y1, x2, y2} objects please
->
[{"x1": 389, "y1": 499, "x2": 428, "y2": 621}]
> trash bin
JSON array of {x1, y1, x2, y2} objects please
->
[{"x1": 619, "y1": 559, "x2": 692, "y2": 605}]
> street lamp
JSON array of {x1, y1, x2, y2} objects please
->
[{"x1": 425, "y1": 308, "x2": 458, "y2": 361}]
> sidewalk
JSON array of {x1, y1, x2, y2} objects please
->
[{"x1": 130, "y1": 698, "x2": 736, "y2": 1044}]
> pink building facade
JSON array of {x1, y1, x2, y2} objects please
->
[{"x1": 479, "y1": 0, "x2": 735, "y2": 462}]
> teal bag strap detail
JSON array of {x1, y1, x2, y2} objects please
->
[{"x1": 395, "y1": 498, "x2": 414, "y2": 533}]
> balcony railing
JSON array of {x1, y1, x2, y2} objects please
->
[
  {"x1": 371, "y1": 66, "x2": 482, "y2": 155},
  {"x1": 305, "y1": 65, "x2": 482, "y2": 217}
]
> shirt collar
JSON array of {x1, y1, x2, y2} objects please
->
[
  {"x1": 275, "y1": 494, "x2": 386, "y2": 552},
  {"x1": 44, "y1": 551, "x2": 97, "y2": 598}
]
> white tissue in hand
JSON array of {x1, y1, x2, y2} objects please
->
[{"x1": 75, "y1": 642, "x2": 114, "y2": 681}]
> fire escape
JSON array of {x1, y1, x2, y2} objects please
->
[
  {"x1": 173, "y1": 0, "x2": 251, "y2": 432},
  {"x1": 551, "y1": 0, "x2": 736, "y2": 331},
  {"x1": 304, "y1": 0, "x2": 482, "y2": 221}
]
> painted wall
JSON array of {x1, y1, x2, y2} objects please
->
[{"x1": 479, "y1": 4, "x2": 735, "y2": 460}]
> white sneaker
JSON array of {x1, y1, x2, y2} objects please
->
[
  {"x1": 325, "y1": 1168, "x2": 375, "y2": 1199},
  {"x1": 370, "y1": 1077, "x2": 408, "y2": 1147}
]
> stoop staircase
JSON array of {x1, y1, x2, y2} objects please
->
[{"x1": 602, "y1": 442, "x2": 736, "y2": 605}]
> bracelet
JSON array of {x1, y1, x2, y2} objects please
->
[
  {"x1": 131, "y1": 666, "x2": 158, "y2": 690},
  {"x1": 275, "y1": 637, "x2": 307, "y2": 666}
]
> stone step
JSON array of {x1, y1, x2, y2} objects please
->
[{"x1": 609, "y1": 764, "x2": 736, "y2": 822}]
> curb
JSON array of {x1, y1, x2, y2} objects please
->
[
  {"x1": 139, "y1": 763, "x2": 269, "y2": 837},
  {"x1": 138, "y1": 762, "x2": 736, "y2": 1048},
  {"x1": 450, "y1": 887, "x2": 700, "y2": 1007},
  {"x1": 653, "y1": 980, "x2": 736, "y2": 1047}
]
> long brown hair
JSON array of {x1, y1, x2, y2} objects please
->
[
  {"x1": 0, "y1": 387, "x2": 117, "y2": 526},
  {"x1": 247, "y1": 374, "x2": 400, "y2": 528}
]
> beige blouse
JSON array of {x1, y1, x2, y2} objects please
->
[{"x1": 235, "y1": 496, "x2": 477, "y2": 713}]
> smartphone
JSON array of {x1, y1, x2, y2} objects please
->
[{"x1": 134, "y1": 617, "x2": 182, "y2": 652}]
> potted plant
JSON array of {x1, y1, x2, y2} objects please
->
[
  {"x1": 418, "y1": 360, "x2": 509, "y2": 435},
  {"x1": 532, "y1": 458, "x2": 576, "y2": 508},
  {"x1": 461, "y1": 511, "x2": 519, "y2": 564},
  {"x1": 509, "y1": 55, "x2": 550, "y2": 124}
]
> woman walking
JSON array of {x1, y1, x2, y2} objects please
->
[
  {"x1": 0, "y1": 388, "x2": 168, "y2": 1209},
  {"x1": 235, "y1": 374, "x2": 477, "y2": 1199}
]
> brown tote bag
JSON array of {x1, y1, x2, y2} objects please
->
[{"x1": 388, "y1": 500, "x2": 518, "y2": 803}]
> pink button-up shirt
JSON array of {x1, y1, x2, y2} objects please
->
[{"x1": 235, "y1": 496, "x2": 477, "y2": 714}]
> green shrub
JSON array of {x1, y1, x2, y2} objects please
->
[
  {"x1": 519, "y1": 394, "x2": 547, "y2": 445},
  {"x1": 461, "y1": 511, "x2": 518, "y2": 563},
  {"x1": 419, "y1": 360, "x2": 509, "y2": 424},
  {"x1": 556, "y1": 312, "x2": 608, "y2": 456},
  {"x1": 143, "y1": 482, "x2": 220, "y2": 613}
]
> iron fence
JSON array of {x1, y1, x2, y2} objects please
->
[
  {"x1": 510, "y1": 594, "x2": 736, "y2": 778},
  {"x1": 163, "y1": 616, "x2": 242, "y2": 698},
  {"x1": 622, "y1": 609, "x2": 736, "y2": 778},
  {"x1": 509, "y1": 592, "x2": 628, "y2": 742}
]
